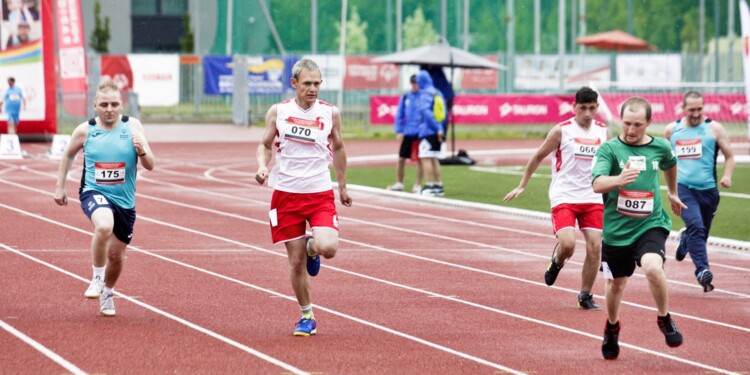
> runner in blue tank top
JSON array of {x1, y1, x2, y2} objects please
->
[
  {"x1": 54, "y1": 80, "x2": 155, "y2": 316},
  {"x1": 665, "y1": 91, "x2": 735, "y2": 292}
]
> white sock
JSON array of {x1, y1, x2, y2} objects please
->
[
  {"x1": 300, "y1": 304, "x2": 313, "y2": 317},
  {"x1": 103, "y1": 287, "x2": 114, "y2": 296},
  {"x1": 93, "y1": 266, "x2": 105, "y2": 280}
]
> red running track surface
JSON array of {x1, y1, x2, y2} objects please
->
[{"x1": 0, "y1": 141, "x2": 748, "y2": 374}]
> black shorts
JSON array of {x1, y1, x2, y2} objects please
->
[
  {"x1": 80, "y1": 190, "x2": 136, "y2": 244},
  {"x1": 600, "y1": 227, "x2": 668, "y2": 279},
  {"x1": 398, "y1": 135, "x2": 420, "y2": 160},
  {"x1": 418, "y1": 134, "x2": 442, "y2": 159}
]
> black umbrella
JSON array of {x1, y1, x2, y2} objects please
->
[{"x1": 372, "y1": 39, "x2": 505, "y2": 165}]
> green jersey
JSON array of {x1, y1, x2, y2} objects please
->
[{"x1": 592, "y1": 136, "x2": 677, "y2": 246}]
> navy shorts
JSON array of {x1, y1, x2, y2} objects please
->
[
  {"x1": 80, "y1": 190, "x2": 136, "y2": 244},
  {"x1": 600, "y1": 227, "x2": 668, "y2": 279}
]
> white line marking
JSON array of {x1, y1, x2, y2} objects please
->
[{"x1": 0, "y1": 319, "x2": 87, "y2": 375}]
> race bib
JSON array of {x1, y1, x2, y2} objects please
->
[
  {"x1": 627, "y1": 155, "x2": 647, "y2": 171},
  {"x1": 95, "y1": 162, "x2": 125, "y2": 185},
  {"x1": 8, "y1": 93, "x2": 20, "y2": 101},
  {"x1": 675, "y1": 139, "x2": 702, "y2": 159},
  {"x1": 574, "y1": 138, "x2": 600, "y2": 160},
  {"x1": 284, "y1": 116, "x2": 322, "y2": 144},
  {"x1": 617, "y1": 190, "x2": 654, "y2": 217}
]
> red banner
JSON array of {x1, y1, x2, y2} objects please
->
[
  {"x1": 460, "y1": 55, "x2": 499, "y2": 90},
  {"x1": 370, "y1": 94, "x2": 748, "y2": 125},
  {"x1": 344, "y1": 56, "x2": 398, "y2": 89},
  {"x1": 101, "y1": 55, "x2": 134, "y2": 91},
  {"x1": 55, "y1": 0, "x2": 87, "y2": 117}
]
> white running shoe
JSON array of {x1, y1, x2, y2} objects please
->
[
  {"x1": 412, "y1": 184, "x2": 422, "y2": 194},
  {"x1": 387, "y1": 182, "x2": 404, "y2": 191},
  {"x1": 84, "y1": 276, "x2": 104, "y2": 298},
  {"x1": 99, "y1": 292, "x2": 116, "y2": 316}
]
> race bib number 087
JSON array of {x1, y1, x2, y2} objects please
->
[{"x1": 617, "y1": 190, "x2": 654, "y2": 217}]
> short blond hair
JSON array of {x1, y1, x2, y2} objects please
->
[{"x1": 98, "y1": 80, "x2": 120, "y2": 94}]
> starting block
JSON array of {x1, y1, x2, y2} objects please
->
[
  {"x1": 0, "y1": 134, "x2": 23, "y2": 159},
  {"x1": 48, "y1": 134, "x2": 71, "y2": 160}
]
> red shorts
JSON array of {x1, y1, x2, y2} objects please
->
[
  {"x1": 551, "y1": 203, "x2": 603, "y2": 235},
  {"x1": 269, "y1": 189, "x2": 339, "y2": 244}
]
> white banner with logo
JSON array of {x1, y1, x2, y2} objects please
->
[
  {"x1": 615, "y1": 54, "x2": 682, "y2": 87},
  {"x1": 126, "y1": 54, "x2": 179, "y2": 106}
]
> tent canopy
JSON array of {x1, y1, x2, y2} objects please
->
[
  {"x1": 576, "y1": 30, "x2": 657, "y2": 51},
  {"x1": 371, "y1": 40, "x2": 505, "y2": 70}
]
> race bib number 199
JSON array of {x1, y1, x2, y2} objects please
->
[
  {"x1": 95, "y1": 162, "x2": 125, "y2": 185},
  {"x1": 675, "y1": 139, "x2": 702, "y2": 159}
]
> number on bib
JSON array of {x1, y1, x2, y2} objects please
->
[
  {"x1": 574, "y1": 138, "x2": 600, "y2": 160},
  {"x1": 616, "y1": 190, "x2": 654, "y2": 217},
  {"x1": 94, "y1": 162, "x2": 126, "y2": 185},
  {"x1": 675, "y1": 139, "x2": 702, "y2": 159}
]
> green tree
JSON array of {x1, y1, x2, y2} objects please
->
[
  {"x1": 335, "y1": 5, "x2": 368, "y2": 54},
  {"x1": 88, "y1": 0, "x2": 110, "y2": 53},
  {"x1": 179, "y1": 12, "x2": 195, "y2": 53},
  {"x1": 403, "y1": 6, "x2": 438, "y2": 49}
]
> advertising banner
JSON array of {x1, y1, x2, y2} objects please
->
[
  {"x1": 55, "y1": 0, "x2": 86, "y2": 116},
  {"x1": 600, "y1": 93, "x2": 746, "y2": 123},
  {"x1": 515, "y1": 55, "x2": 610, "y2": 90},
  {"x1": 101, "y1": 54, "x2": 179, "y2": 106},
  {"x1": 203, "y1": 55, "x2": 297, "y2": 95},
  {"x1": 0, "y1": 0, "x2": 55, "y2": 134},
  {"x1": 343, "y1": 56, "x2": 399, "y2": 89},
  {"x1": 460, "y1": 55, "x2": 499, "y2": 90},
  {"x1": 615, "y1": 54, "x2": 682, "y2": 87},
  {"x1": 304, "y1": 54, "x2": 344, "y2": 90}
]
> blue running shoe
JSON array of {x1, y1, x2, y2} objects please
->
[
  {"x1": 305, "y1": 236, "x2": 321, "y2": 277},
  {"x1": 697, "y1": 269, "x2": 714, "y2": 292},
  {"x1": 675, "y1": 228, "x2": 687, "y2": 261},
  {"x1": 293, "y1": 314, "x2": 317, "y2": 336}
]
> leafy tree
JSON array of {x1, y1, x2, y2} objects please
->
[
  {"x1": 402, "y1": 6, "x2": 438, "y2": 49},
  {"x1": 89, "y1": 0, "x2": 110, "y2": 53},
  {"x1": 179, "y1": 13, "x2": 195, "y2": 53},
  {"x1": 335, "y1": 5, "x2": 368, "y2": 53}
]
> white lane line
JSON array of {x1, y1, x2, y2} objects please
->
[
  {"x1": 0, "y1": 319, "x2": 87, "y2": 375},
  {"x1": 0, "y1": 205, "x2": 527, "y2": 375},
  {"x1": 0, "y1": 242, "x2": 307, "y2": 375}
]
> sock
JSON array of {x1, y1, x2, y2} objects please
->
[
  {"x1": 435, "y1": 181, "x2": 443, "y2": 188},
  {"x1": 300, "y1": 304, "x2": 313, "y2": 318},
  {"x1": 93, "y1": 266, "x2": 105, "y2": 280},
  {"x1": 102, "y1": 287, "x2": 114, "y2": 296},
  {"x1": 658, "y1": 313, "x2": 671, "y2": 321},
  {"x1": 306, "y1": 237, "x2": 316, "y2": 257}
]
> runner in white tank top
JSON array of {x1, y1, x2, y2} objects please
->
[
  {"x1": 255, "y1": 58, "x2": 352, "y2": 337},
  {"x1": 504, "y1": 87, "x2": 608, "y2": 310}
]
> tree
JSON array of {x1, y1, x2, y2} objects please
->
[
  {"x1": 179, "y1": 12, "x2": 195, "y2": 53},
  {"x1": 402, "y1": 6, "x2": 438, "y2": 49},
  {"x1": 335, "y1": 5, "x2": 368, "y2": 54},
  {"x1": 88, "y1": 0, "x2": 110, "y2": 53}
]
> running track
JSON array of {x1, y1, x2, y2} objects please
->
[{"x1": 0, "y1": 141, "x2": 748, "y2": 374}]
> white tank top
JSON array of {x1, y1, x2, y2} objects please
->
[
  {"x1": 269, "y1": 98, "x2": 335, "y2": 193},
  {"x1": 549, "y1": 118, "x2": 608, "y2": 207}
]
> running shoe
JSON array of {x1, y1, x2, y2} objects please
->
[
  {"x1": 432, "y1": 186, "x2": 445, "y2": 197},
  {"x1": 411, "y1": 184, "x2": 422, "y2": 194},
  {"x1": 601, "y1": 320, "x2": 620, "y2": 360},
  {"x1": 387, "y1": 182, "x2": 404, "y2": 191},
  {"x1": 293, "y1": 314, "x2": 317, "y2": 336},
  {"x1": 84, "y1": 275, "x2": 105, "y2": 298},
  {"x1": 577, "y1": 293, "x2": 601, "y2": 310},
  {"x1": 675, "y1": 227, "x2": 687, "y2": 261},
  {"x1": 305, "y1": 236, "x2": 321, "y2": 277},
  {"x1": 697, "y1": 269, "x2": 714, "y2": 293},
  {"x1": 657, "y1": 314, "x2": 683, "y2": 348},
  {"x1": 544, "y1": 244, "x2": 563, "y2": 286},
  {"x1": 99, "y1": 291, "x2": 116, "y2": 317}
]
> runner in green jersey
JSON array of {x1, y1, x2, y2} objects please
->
[{"x1": 591, "y1": 97, "x2": 686, "y2": 360}]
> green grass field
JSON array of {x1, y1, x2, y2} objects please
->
[{"x1": 346, "y1": 164, "x2": 750, "y2": 242}]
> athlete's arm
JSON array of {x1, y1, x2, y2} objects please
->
[
  {"x1": 503, "y1": 125, "x2": 561, "y2": 202},
  {"x1": 662, "y1": 164, "x2": 687, "y2": 215},
  {"x1": 331, "y1": 106, "x2": 352, "y2": 207},
  {"x1": 255, "y1": 105, "x2": 277, "y2": 185},
  {"x1": 130, "y1": 118, "x2": 154, "y2": 171},
  {"x1": 53, "y1": 123, "x2": 88, "y2": 206},
  {"x1": 664, "y1": 122, "x2": 676, "y2": 140},
  {"x1": 712, "y1": 122, "x2": 734, "y2": 188}
]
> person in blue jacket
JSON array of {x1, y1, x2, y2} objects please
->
[
  {"x1": 388, "y1": 74, "x2": 423, "y2": 193},
  {"x1": 416, "y1": 70, "x2": 447, "y2": 197}
]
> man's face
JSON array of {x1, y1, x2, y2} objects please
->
[
  {"x1": 93, "y1": 90, "x2": 122, "y2": 127},
  {"x1": 573, "y1": 101, "x2": 598, "y2": 126},
  {"x1": 7, "y1": 79, "x2": 14, "y2": 87},
  {"x1": 292, "y1": 68, "x2": 321, "y2": 107},
  {"x1": 620, "y1": 106, "x2": 650, "y2": 145},
  {"x1": 682, "y1": 97, "x2": 704, "y2": 126}
]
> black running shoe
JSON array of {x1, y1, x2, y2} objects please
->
[
  {"x1": 577, "y1": 293, "x2": 601, "y2": 310},
  {"x1": 602, "y1": 321, "x2": 620, "y2": 360},
  {"x1": 675, "y1": 228, "x2": 687, "y2": 261},
  {"x1": 657, "y1": 314, "x2": 683, "y2": 348},
  {"x1": 697, "y1": 269, "x2": 714, "y2": 292},
  {"x1": 544, "y1": 244, "x2": 563, "y2": 286}
]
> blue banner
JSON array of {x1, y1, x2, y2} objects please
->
[{"x1": 203, "y1": 55, "x2": 298, "y2": 95}]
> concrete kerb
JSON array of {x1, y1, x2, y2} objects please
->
[{"x1": 345, "y1": 184, "x2": 750, "y2": 252}]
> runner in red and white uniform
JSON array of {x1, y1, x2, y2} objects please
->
[
  {"x1": 504, "y1": 86, "x2": 608, "y2": 310},
  {"x1": 256, "y1": 58, "x2": 352, "y2": 337}
]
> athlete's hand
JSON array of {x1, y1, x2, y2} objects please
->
[
  {"x1": 617, "y1": 162, "x2": 640, "y2": 187},
  {"x1": 503, "y1": 186, "x2": 524, "y2": 203},
  {"x1": 667, "y1": 191, "x2": 687, "y2": 216},
  {"x1": 339, "y1": 187, "x2": 352, "y2": 207},
  {"x1": 720, "y1": 175, "x2": 732, "y2": 188},
  {"x1": 132, "y1": 133, "x2": 146, "y2": 156},
  {"x1": 255, "y1": 167, "x2": 268, "y2": 185},
  {"x1": 437, "y1": 130, "x2": 445, "y2": 143},
  {"x1": 53, "y1": 187, "x2": 68, "y2": 206}
]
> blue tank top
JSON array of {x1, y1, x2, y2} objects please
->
[
  {"x1": 80, "y1": 117, "x2": 138, "y2": 208},
  {"x1": 669, "y1": 118, "x2": 717, "y2": 190}
]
